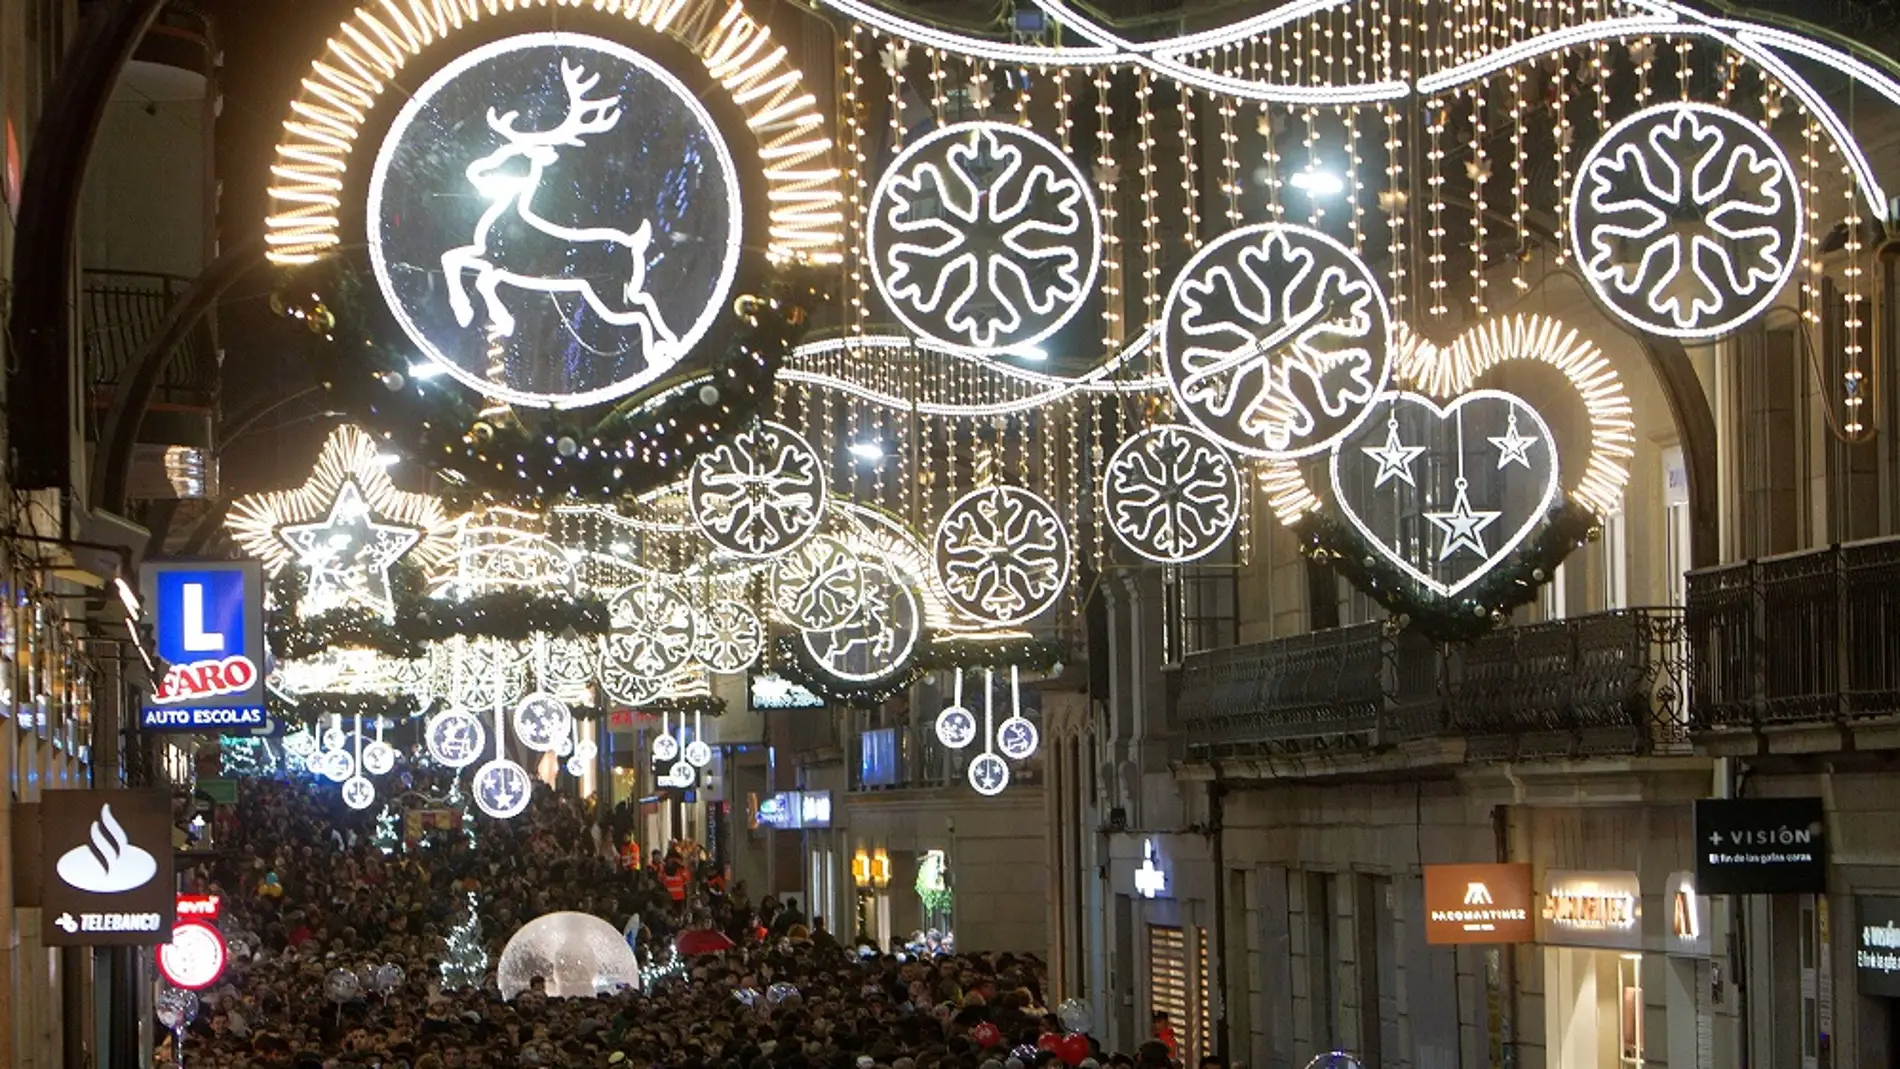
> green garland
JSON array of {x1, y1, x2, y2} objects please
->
[
  {"x1": 269, "y1": 691, "x2": 423, "y2": 724},
  {"x1": 618, "y1": 695, "x2": 727, "y2": 721},
  {"x1": 768, "y1": 632, "x2": 1070, "y2": 706},
  {"x1": 272, "y1": 255, "x2": 827, "y2": 507},
  {"x1": 268, "y1": 566, "x2": 612, "y2": 660},
  {"x1": 1292, "y1": 499, "x2": 1600, "y2": 643}
]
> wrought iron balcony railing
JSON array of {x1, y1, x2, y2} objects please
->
[
  {"x1": 1173, "y1": 607, "x2": 1687, "y2": 763},
  {"x1": 1687, "y1": 537, "x2": 1900, "y2": 730},
  {"x1": 82, "y1": 269, "x2": 219, "y2": 406}
]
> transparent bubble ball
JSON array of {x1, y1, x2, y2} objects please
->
[{"x1": 496, "y1": 911, "x2": 643, "y2": 1001}]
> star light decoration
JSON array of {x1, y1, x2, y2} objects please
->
[{"x1": 229, "y1": 425, "x2": 454, "y2": 619}]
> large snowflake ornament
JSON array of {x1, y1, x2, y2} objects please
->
[
  {"x1": 869, "y1": 121, "x2": 1100, "y2": 353},
  {"x1": 695, "y1": 600, "x2": 765, "y2": 673},
  {"x1": 1571, "y1": 102, "x2": 1801, "y2": 340},
  {"x1": 1162, "y1": 222, "x2": 1391, "y2": 458},
  {"x1": 1103, "y1": 425, "x2": 1242, "y2": 563},
  {"x1": 770, "y1": 534, "x2": 865, "y2": 631},
  {"x1": 604, "y1": 584, "x2": 698, "y2": 679},
  {"x1": 933, "y1": 485, "x2": 1072, "y2": 625},
  {"x1": 688, "y1": 422, "x2": 827, "y2": 558}
]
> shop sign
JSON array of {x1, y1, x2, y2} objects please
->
[
  {"x1": 1541, "y1": 870, "x2": 1643, "y2": 950},
  {"x1": 1423, "y1": 863, "x2": 1533, "y2": 944},
  {"x1": 1856, "y1": 897, "x2": 1900, "y2": 998},
  {"x1": 1663, "y1": 872, "x2": 1711, "y2": 957},
  {"x1": 139, "y1": 560, "x2": 267, "y2": 732},
  {"x1": 1694, "y1": 797, "x2": 1827, "y2": 894},
  {"x1": 754, "y1": 790, "x2": 833, "y2": 830},
  {"x1": 40, "y1": 790, "x2": 175, "y2": 946},
  {"x1": 1134, "y1": 838, "x2": 1168, "y2": 899}
]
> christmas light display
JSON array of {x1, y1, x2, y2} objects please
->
[
  {"x1": 1103, "y1": 425, "x2": 1241, "y2": 564},
  {"x1": 688, "y1": 422, "x2": 828, "y2": 558},
  {"x1": 933, "y1": 486, "x2": 1072, "y2": 627}
]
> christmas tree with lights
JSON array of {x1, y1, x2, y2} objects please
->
[
  {"x1": 373, "y1": 804, "x2": 400, "y2": 855},
  {"x1": 439, "y1": 890, "x2": 488, "y2": 990}
]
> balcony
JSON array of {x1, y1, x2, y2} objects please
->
[
  {"x1": 1172, "y1": 607, "x2": 1687, "y2": 766},
  {"x1": 1687, "y1": 536, "x2": 1900, "y2": 737}
]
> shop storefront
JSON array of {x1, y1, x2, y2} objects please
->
[
  {"x1": 1540, "y1": 870, "x2": 1645, "y2": 1069},
  {"x1": 1857, "y1": 896, "x2": 1900, "y2": 1057}
]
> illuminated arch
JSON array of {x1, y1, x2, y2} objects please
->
[{"x1": 266, "y1": 0, "x2": 842, "y2": 266}]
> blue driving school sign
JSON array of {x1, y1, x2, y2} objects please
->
[{"x1": 138, "y1": 561, "x2": 267, "y2": 732}]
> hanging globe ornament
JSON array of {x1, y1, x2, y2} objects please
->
[
  {"x1": 472, "y1": 758, "x2": 532, "y2": 819},
  {"x1": 341, "y1": 775, "x2": 377, "y2": 811},
  {"x1": 318, "y1": 749, "x2": 355, "y2": 784},
  {"x1": 512, "y1": 692, "x2": 574, "y2": 753},
  {"x1": 156, "y1": 986, "x2": 200, "y2": 1031},
  {"x1": 321, "y1": 726, "x2": 347, "y2": 752},
  {"x1": 967, "y1": 752, "x2": 1010, "y2": 796},
  {"x1": 996, "y1": 716, "x2": 1039, "y2": 761},
  {"x1": 667, "y1": 760, "x2": 695, "y2": 787},
  {"x1": 424, "y1": 709, "x2": 486, "y2": 769},
  {"x1": 685, "y1": 739, "x2": 713, "y2": 768},
  {"x1": 565, "y1": 755, "x2": 588, "y2": 777},
  {"x1": 361, "y1": 740, "x2": 398, "y2": 776},
  {"x1": 652, "y1": 734, "x2": 680, "y2": 762},
  {"x1": 935, "y1": 706, "x2": 977, "y2": 750},
  {"x1": 573, "y1": 739, "x2": 599, "y2": 761}
]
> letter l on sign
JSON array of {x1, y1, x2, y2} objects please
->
[{"x1": 181, "y1": 583, "x2": 225, "y2": 653}]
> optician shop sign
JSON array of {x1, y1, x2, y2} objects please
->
[
  {"x1": 1694, "y1": 797, "x2": 1827, "y2": 894},
  {"x1": 139, "y1": 560, "x2": 267, "y2": 732},
  {"x1": 1423, "y1": 863, "x2": 1534, "y2": 945},
  {"x1": 1858, "y1": 897, "x2": 1900, "y2": 998},
  {"x1": 1541, "y1": 870, "x2": 1643, "y2": 951},
  {"x1": 39, "y1": 790, "x2": 175, "y2": 946}
]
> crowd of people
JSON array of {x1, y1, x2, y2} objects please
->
[{"x1": 170, "y1": 774, "x2": 1176, "y2": 1069}]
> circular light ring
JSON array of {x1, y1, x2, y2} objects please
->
[
  {"x1": 996, "y1": 715, "x2": 1040, "y2": 761},
  {"x1": 424, "y1": 708, "x2": 487, "y2": 770},
  {"x1": 341, "y1": 775, "x2": 378, "y2": 810},
  {"x1": 866, "y1": 121, "x2": 1102, "y2": 355},
  {"x1": 1160, "y1": 221, "x2": 1393, "y2": 460},
  {"x1": 605, "y1": 583, "x2": 700, "y2": 678},
  {"x1": 361, "y1": 740, "x2": 398, "y2": 776},
  {"x1": 318, "y1": 750, "x2": 355, "y2": 783},
  {"x1": 1569, "y1": 101, "x2": 1802, "y2": 342},
  {"x1": 932, "y1": 485, "x2": 1072, "y2": 626},
  {"x1": 366, "y1": 31, "x2": 744, "y2": 410},
  {"x1": 473, "y1": 758, "x2": 533, "y2": 819},
  {"x1": 653, "y1": 734, "x2": 681, "y2": 762},
  {"x1": 801, "y1": 561, "x2": 923, "y2": 683},
  {"x1": 769, "y1": 535, "x2": 866, "y2": 631},
  {"x1": 1102, "y1": 424, "x2": 1242, "y2": 564},
  {"x1": 267, "y1": 0, "x2": 840, "y2": 267},
  {"x1": 158, "y1": 922, "x2": 228, "y2": 991},
  {"x1": 687, "y1": 421, "x2": 828, "y2": 558},
  {"x1": 565, "y1": 755, "x2": 589, "y2": 777},
  {"x1": 695, "y1": 600, "x2": 766, "y2": 673},
  {"x1": 966, "y1": 752, "x2": 1011, "y2": 796},
  {"x1": 684, "y1": 739, "x2": 713, "y2": 768},
  {"x1": 935, "y1": 705, "x2": 978, "y2": 750}
]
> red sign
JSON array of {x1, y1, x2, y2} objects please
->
[
  {"x1": 153, "y1": 655, "x2": 258, "y2": 703},
  {"x1": 176, "y1": 894, "x2": 221, "y2": 920},
  {"x1": 157, "y1": 920, "x2": 227, "y2": 990},
  {"x1": 609, "y1": 709, "x2": 635, "y2": 729}
]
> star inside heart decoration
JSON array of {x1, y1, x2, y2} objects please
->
[
  {"x1": 228, "y1": 424, "x2": 456, "y2": 620},
  {"x1": 1258, "y1": 314, "x2": 1634, "y2": 640}
]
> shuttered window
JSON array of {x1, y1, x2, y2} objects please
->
[
  {"x1": 1148, "y1": 924, "x2": 1191, "y2": 1060},
  {"x1": 1197, "y1": 927, "x2": 1214, "y2": 1062}
]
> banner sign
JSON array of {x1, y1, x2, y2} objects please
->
[
  {"x1": 139, "y1": 560, "x2": 267, "y2": 731},
  {"x1": 40, "y1": 790, "x2": 175, "y2": 946},
  {"x1": 1423, "y1": 863, "x2": 1534, "y2": 945},
  {"x1": 1858, "y1": 897, "x2": 1900, "y2": 998},
  {"x1": 1541, "y1": 870, "x2": 1643, "y2": 950},
  {"x1": 753, "y1": 790, "x2": 833, "y2": 830},
  {"x1": 1694, "y1": 797, "x2": 1827, "y2": 894}
]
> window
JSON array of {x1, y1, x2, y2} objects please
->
[
  {"x1": 1148, "y1": 925, "x2": 1191, "y2": 1059},
  {"x1": 1601, "y1": 507, "x2": 1628, "y2": 610}
]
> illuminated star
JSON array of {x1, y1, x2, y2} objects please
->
[
  {"x1": 278, "y1": 480, "x2": 423, "y2": 619},
  {"x1": 1423, "y1": 481, "x2": 1502, "y2": 561},
  {"x1": 1361, "y1": 419, "x2": 1427, "y2": 487},
  {"x1": 1488, "y1": 414, "x2": 1540, "y2": 469}
]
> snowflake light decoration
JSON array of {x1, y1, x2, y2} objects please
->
[
  {"x1": 933, "y1": 485, "x2": 1071, "y2": 626},
  {"x1": 867, "y1": 121, "x2": 1100, "y2": 354},
  {"x1": 1162, "y1": 222, "x2": 1392, "y2": 459},
  {"x1": 605, "y1": 584, "x2": 698, "y2": 678},
  {"x1": 769, "y1": 535, "x2": 865, "y2": 631},
  {"x1": 1571, "y1": 102, "x2": 1802, "y2": 341},
  {"x1": 694, "y1": 600, "x2": 765, "y2": 673},
  {"x1": 228, "y1": 425, "x2": 453, "y2": 619},
  {"x1": 802, "y1": 561, "x2": 922, "y2": 683},
  {"x1": 1103, "y1": 425, "x2": 1241, "y2": 563},
  {"x1": 688, "y1": 421, "x2": 827, "y2": 558}
]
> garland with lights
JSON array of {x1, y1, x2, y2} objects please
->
[
  {"x1": 769, "y1": 633, "x2": 1069, "y2": 705},
  {"x1": 270, "y1": 691, "x2": 424, "y2": 725},
  {"x1": 616, "y1": 695, "x2": 727, "y2": 721},
  {"x1": 1292, "y1": 501, "x2": 1600, "y2": 644},
  {"x1": 273, "y1": 257, "x2": 828, "y2": 505},
  {"x1": 268, "y1": 568, "x2": 612, "y2": 661}
]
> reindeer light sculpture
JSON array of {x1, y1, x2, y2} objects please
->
[{"x1": 440, "y1": 60, "x2": 681, "y2": 363}]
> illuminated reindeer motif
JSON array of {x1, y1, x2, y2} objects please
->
[{"x1": 441, "y1": 60, "x2": 680, "y2": 359}]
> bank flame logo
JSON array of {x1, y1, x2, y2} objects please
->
[
  {"x1": 56, "y1": 804, "x2": 158, "y2": 894},
  {"x1": 1464, "y1": 882, "x2": 1494, "y2": 906}
]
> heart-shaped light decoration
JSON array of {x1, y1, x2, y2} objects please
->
[
  {"x1": 1329, "y1": 389, "x2": 1560, "y2": 597},
  {"x1": 1258, "y1": 314, "x2": 1634, "y2": 631}
]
